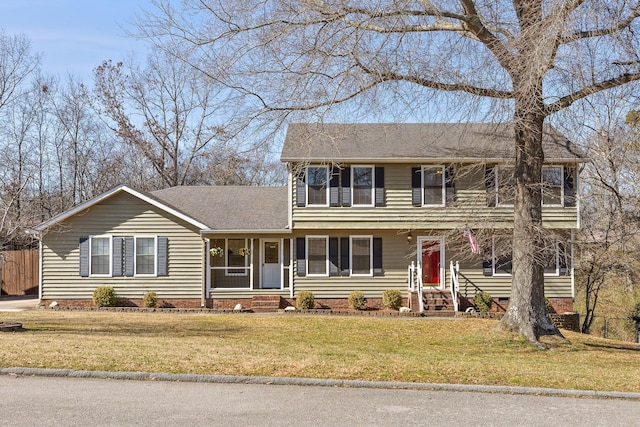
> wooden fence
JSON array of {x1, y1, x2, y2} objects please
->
[{"x1": 1, "y1": 250, "x2": 39, "y2": 296}]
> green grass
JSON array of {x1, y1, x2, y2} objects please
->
[{"x1": 1, "y1": 311, "x2": 639, "y2": 392}]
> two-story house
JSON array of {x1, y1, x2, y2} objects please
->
[{"x1": 33, "y1": 123, "x2": 585, "y2": 313}]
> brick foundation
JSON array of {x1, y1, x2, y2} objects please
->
[{"x1": 460, "y1": 297, "x2": 573, "y2": 314}]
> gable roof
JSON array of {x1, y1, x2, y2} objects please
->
[
  {"x1": 34, "y1": 185, "x2": 209, "y2": 232},
  {"x1": 151, "y1": 186, "x2": 289, "y2": 232},
  {"x1": 280, "y1": 123, "x2": 586, "y2": 163},
  {"x1": 35, "y1": 185, "x2": 290, "y2": 234}
]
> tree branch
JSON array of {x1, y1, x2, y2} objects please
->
[{"x1": 545, "y1": 72, "x2": 640, "y2": 115}]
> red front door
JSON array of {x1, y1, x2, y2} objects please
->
[{"x1": 421, "y1": 240, "x2": 441, "y2": 286}]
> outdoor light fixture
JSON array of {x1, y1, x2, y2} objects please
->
[{"x1": 407, "y1": 231, "x2": 413, "y2": 243}]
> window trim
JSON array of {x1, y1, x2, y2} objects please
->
[
  {"x1": 495, "y1": 165, "x2": 515, "y2": 208},
  {"x1": 306, "y1": 165, "x2": 330, "y2": 207},
  {"x1": 225, "y1": 238, "x2": 249, "y2": 277},
  {"x1": 134, "y1": 235, "x2": 158, "y2": 277},
  {"x1": 350, "y1": 235, "x2": 373, "y2": 277},
  {"x1": 492, "y1": 236, "x2": 562, "y2": 277},
  {"x1": 542, "y1": 165, "x2": 565, "y2": 207},
  {"x1": 421, "y1": 165, "x2": 446, "y2": 207},
  {"x1": 306, "y1": 235, "x2": 329, "y2": 277},
  {"x1": 89, "y1": 235, "x2": 112, "y2": 277},
  {"x1": 351, "y1": 165, "x2": 375, "y2": 207}
]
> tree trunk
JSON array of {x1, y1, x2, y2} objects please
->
[{"x1": 497, "y1": 105, "x2": 562, "y2": 344}]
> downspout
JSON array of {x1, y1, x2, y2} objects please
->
[
  {"x1": 38, "y1": 237, "x2": 43, "y2": 301},
  {"x1": 201, "y1": 237, "x2": 207, "y2": 308}
]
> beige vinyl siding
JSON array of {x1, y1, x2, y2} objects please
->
[
  {"x1": 292, "y1": 164, "x2": 578, "y2": 229},
  {"x1": 41, "y1": 192, "x2": 203, "y2": 300},
  {"x1": 293, "y1": 230, "x2": 408, "y2": 298},
  {"x1": 291, "y1": 230, "x2": 573, "y2": 299},
  {"x1": 452, "y1": 259, "x2": 572, "y2": 299}
]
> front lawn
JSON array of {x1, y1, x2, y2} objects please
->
[{"x1": 1, "y1": 311, "x2": 638, "y2": 392}]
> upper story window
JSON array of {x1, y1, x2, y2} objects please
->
[
  {"x1": 306, "y1": 166, "x2": 329, "y2": 206},
  {"x1": 90, "y1": 236, "x2": 111, "y2": 276},
  {"x1": 542, "y1": 166, "x2": 563, "y2": 206},
  {"x1": 496, "y1": 166, "x2": 515, "y2": 207},
  {"x1": 352, "y1": 166, "x2": 374, "y2": 207},
  {"x1": 422, "y1": 166, "x2": 445, "y2": 207},
  {"x1": 412, "y1": 165, "x2": 454, "y2": 207},
  {"x1": 487, "y1": 164, "x2": 576, "y2": 208},
  {"x1": 296, "y1": 165, "x2": 385, "y2": 208}
]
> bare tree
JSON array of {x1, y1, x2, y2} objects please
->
[
  {"x1": 139, "y1": 0, "x2": 640, "y2": 345},
  {"x1": 93, "y1": 47, "x2": 242, "y2": 189}
]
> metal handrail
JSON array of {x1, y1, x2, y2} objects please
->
[{"x1": 449, "y1": 261, "x2": 460, "y2": 312}]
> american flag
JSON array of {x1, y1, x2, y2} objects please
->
[{"x1": 464, "y1": 227, "x2": 481, "y2": 255}]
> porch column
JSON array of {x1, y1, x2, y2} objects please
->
[{"x1": 250, "y1": 238, "x2": 254, "y2": 290}]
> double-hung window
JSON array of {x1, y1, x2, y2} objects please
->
[
  {"x1": 350, "y1": 236, "x2": 373, "y2": 276},
  {"x1": 307, "y1": 236, "x2": 328, "y2": 276},
  {"x1": 352, "y1": 166, "x2": 374, "y2": 206},
  {"x1": 135, "y1": 236, "x2": 157, "y2": 276},
  {"x1": 90, "y1": 236, "x2": 111, "y2": 276},
  {"x1": 542, "y1": 166, "x2": 563, "y2": 206},
  {"x1": 422, "y1": 166, "x2": 445, "y2": 207},
  {"x1": 307, "y1": 166, "x2": 329, "y2": 206},
  {"x1": 495, "y1": 166, "x2": 515, "y2": 207},
  {"x1": 492, "y1": 236, "x2": 513, "y2": 276}
]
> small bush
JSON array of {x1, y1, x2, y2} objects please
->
[
  {"x1": 628, "y1": 301, "x2": 640, "y2": 321},
  {"x1": 348, "y1": 290, "x2": 367, "y2": 310},
  {"x1": 93, "y1": 286, "x2": 117, "y2": 307},
  {"x1": 545, "y1": 297, "x2": 554, "y2": 313},
  {"x1": 143, "y1": 291, "x2": 158, "y2": 308},
  {"x1": 382, "y1": 289, "x2": 403, "y2": 310},
  {"x1": 473, "y1": 291, "x2": 493, "y2": 313},
  {"x1": 296, "y1": 291, "x2": 315, "y2": 309}
]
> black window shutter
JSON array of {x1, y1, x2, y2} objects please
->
[
  {"x1": 296, "y1": 170, "x2": 306, "y2": 207},
  {"x1": 373, "y1": 237, "x2": 383, "y2": 276},
  {"x1": 485, "y1": 166, "x2": 496, "y2": 207},
  {"x1": 411, "y1": 167, "x2": 421, "y2": 206},
  {"x1": 157, "y1": 236, "x2": 168, "y2": 276},
  {"x1": 375, "y1": 167, "x2": 385, "y2": 207},
  {"x1": 329, "y1": 237, "x2": 339, "y2": 276},
  {"x1": 482, "y1": 260, "x2": 493, "y2": 276},
  {"x1": 112, "y1": 237, "x2": 123, "y2": 277},
  {"x1": 124, "y1": 237, "x2": 135, "y2": 277},
  {"x1": 296, "y1": 237, "x2": 306, "y2": 277},
  {"x1": 79, "y1": 237, "x2": 89, "y2": 277},
  {"x1": 341, "y1": 167, "x2": 351, "y2": 207},
  {"x1": 445, "y1": 166, "x2": 456, "y2": 205},
  {"x1": 340, "y1": 238, "x2": 350, "y2": 276},
  {"x1": 564, "y1": 166, "x2": 576, "y2": 207},
  {"x1": 329, "y1": 167, "x2": 340, "y2": 207}
]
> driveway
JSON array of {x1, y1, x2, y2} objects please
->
[{"x1": 0, "y1": 296, "x2": 39, "y2": 311}]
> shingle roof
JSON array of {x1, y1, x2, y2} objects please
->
[
  {"x1": 280, "y1": 123, "x2": 586, "y2": 163},
  {"x1": 151, "y1": 186, "x2": 289, "y2": 231}
]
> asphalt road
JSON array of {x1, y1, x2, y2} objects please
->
[{"x1": 1, "y1": 374, "x2": 639, "y2": 426}]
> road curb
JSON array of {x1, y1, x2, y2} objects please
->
[{"x1": 2, "y1": 367, "x2": 640, "y2": 400}]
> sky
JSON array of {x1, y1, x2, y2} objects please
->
[{"x1": 0, "y1": 0, "x2": 153, "y2": 80}]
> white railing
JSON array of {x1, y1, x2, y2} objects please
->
[
  {"x1": 449, "y1": 261, "x2": 460, "y2": 312},
  {"x1": 407, "y1": 261, "x2": 424, "y2": 312}
]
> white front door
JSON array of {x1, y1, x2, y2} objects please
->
[{"x1": 262, "y1": 239, "x2": 281, "y2": 289}]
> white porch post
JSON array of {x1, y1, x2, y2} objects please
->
[
  {"x1": 201, "y1": 238, "x2": 208, "y2": 307},
  {"x1": 250, "y1": 238, "x2": 254, "y2": 290}
]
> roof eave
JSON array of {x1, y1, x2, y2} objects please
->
[
  {"x1": 34, "y1": 185, "x2": 209, "y2": 233},
  {"x1": 281, "y1": 157, "x2": 588, "y2": 164},
  {"x1": 201, "y1": 229, "x2": 292, "y2": 236}
]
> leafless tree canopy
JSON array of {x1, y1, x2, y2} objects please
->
[{"x1": 138, "y1": 0, "x2": 640, "y2": 345}]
